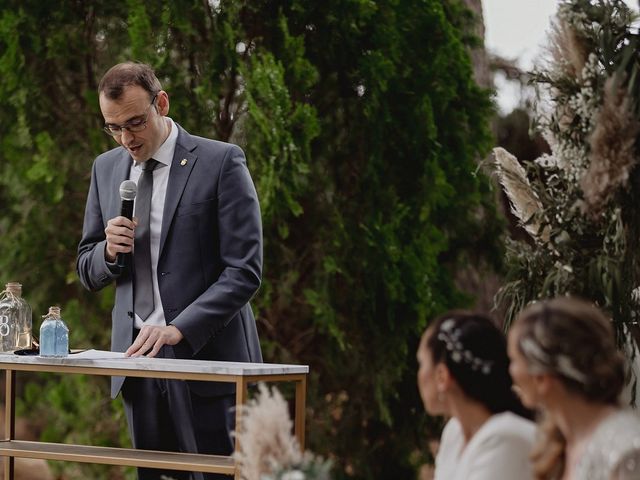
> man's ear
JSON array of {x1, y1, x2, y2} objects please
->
[{"x1": 156, "y1": 90, "x2": 170, "y2": 116}]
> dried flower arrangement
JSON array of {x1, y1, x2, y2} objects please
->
[
  {"x1": 234, "y1": 384, "x2": 332, "y2": 480},
  {"x1": 491, "y1": 0, "x2": 640, "y2": 352}
]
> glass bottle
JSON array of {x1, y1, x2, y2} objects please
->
[
  {"x1": 13, "y1": 283, "x2": 32, "y2": 349},
  {"x1": 39, "y1": 306, "x2": 69, "y2": 357},
  {"x1": 0, "y1": 282, "x2": 24, "y2": 352}
]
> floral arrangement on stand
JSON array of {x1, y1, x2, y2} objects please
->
[
  {"x1": 492, "y1": 0, "x2": 640, "y2": 353},
  {"x1": 234, "y1": 384, "x2": 332, "y2": 480}
]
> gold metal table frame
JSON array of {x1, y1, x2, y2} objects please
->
[{"x1": 0, "y1": 353, "x2": 308, "y2": 479}]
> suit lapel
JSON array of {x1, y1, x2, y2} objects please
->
[{"x1": 159, "y1": 125, "x2": 198, "y2": 256}]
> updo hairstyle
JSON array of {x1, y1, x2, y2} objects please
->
[
  {"x1": 513, "y1": 297, "x2": 625, "y2": 404},
  {"x1": 426, "y1": 311, "x2": 529, "y2": 418}
]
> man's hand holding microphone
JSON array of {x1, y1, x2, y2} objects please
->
[{"x1": 104, "y1": 180, "x2": 137, "y2": 264}]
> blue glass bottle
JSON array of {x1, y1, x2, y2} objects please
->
[{"x1": 39, "y1": 306, "x2": 69, "y2": 357}]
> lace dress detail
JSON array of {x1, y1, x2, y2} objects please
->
[{"x1": 574, "y1": 409, "x2": 640, "y2": 480}]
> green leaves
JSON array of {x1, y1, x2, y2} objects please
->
[
  {"x1": 241, "y1": 50, "x2": 319, "y2": 225},
  {"x1": 0, "y1": 0, "x2": 500, "y2": 477},
  {"x1": 126, "y1": 0, "x2": 154, "y2": 61}
]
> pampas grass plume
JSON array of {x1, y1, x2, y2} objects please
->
[
  {"x1": 493, "y1": 147, "x2": 547, "y2": 240},
  {"x1": 581, "y1": 75, "x2": 640, "y2": 215},
  {"x1": 548, "y1": 19, "x2": 588, "y2": 79},
  {"x1": 234, "y1": 383, "x2": 303, "y2": 480}
]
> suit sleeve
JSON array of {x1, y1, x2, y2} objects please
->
[
  {"x1": 77, "y1": 159, "x2": 121, "y2": 291},
  {"x1": 170, "y1": 146, "x2": 263, "y2": 353}
]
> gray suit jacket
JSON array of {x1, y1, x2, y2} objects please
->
[{"x1": 77, "y1": 124, "x2": 263, "y2": 398}]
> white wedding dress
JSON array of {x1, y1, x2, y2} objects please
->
[
  {"x1": 434, "y1": 412, "x2": 536, "y2": 480},
  {"x1": 575, "y1": 409, "x2": 640, "y2": 480}
]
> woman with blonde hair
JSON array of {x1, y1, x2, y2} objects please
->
[
  {"x1": 417, "y1": 311, "x2": 535, "y2": 479},
  {"x1": 508, "y1": 296, "x2": 640, "y2": 479}
]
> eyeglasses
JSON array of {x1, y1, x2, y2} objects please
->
[{"x1": 103, "y1": 93, "x2": 158, "y2": 137}]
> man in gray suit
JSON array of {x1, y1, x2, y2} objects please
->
[{"x1": 77, "y1": 62, "x2": 263, "y2": 480}]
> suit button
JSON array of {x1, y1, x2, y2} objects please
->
[
  {"x1": 127, "y1": 311, "x2": 133, "y2": 318},
  {"x1": 160, "y1": 271, "x2": 170, "y2": 276}
]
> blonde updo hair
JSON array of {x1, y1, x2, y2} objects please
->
[
  {"x1": 513, "y1": 296, "x2": 625, "y2": 403},
  {"x1": 513, "y1": 296, "x2": 626, "y2": 479}
]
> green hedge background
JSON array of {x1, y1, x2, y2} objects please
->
[{"x1": 0, "y1": 1, "x2": 502, "y2": 478}]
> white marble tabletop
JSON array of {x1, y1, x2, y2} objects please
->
[{"x1": 0, "y1": 350, "x2": 308, "y2": 376}]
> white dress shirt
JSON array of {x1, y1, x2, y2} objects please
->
[{"x1": 129, "y1": 117, "x2": 177, "y2": 328}]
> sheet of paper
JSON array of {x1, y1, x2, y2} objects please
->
[{"x1": 69, "y1": 349, "x2": 126, "y2": 359}]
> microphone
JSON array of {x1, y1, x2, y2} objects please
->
[{"x1": 116, "y1": 180, "x2": 137, "y2": 268}]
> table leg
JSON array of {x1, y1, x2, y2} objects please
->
[
  {"x1": 4, "y1": 369, "x2": 15, "y2": 479},
  {"x1": 294, "y1": 374, "x2": 306, "y2": 450},
  {"x1": 234, "y1": 377, "x2": 248, "y2": 480}
]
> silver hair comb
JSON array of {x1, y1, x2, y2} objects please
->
[
  {"x1": 437, "y1": 318, "x2": 493, "y2": 375},
  {"x1": 519, "y1": 337, "x2": 588, "y2": 384}
]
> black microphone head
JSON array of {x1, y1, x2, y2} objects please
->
[{"x1": 119, "y1": 180, "x2": 137, "y2": 201}]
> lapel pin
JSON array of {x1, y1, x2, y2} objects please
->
[{"x1": 180, "y1": 159, "x2": 188, "y2": 166}]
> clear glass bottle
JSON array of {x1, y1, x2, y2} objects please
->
[
  {"x1": 39, "y1": 306, "x2": 69, "y2": 357},
  {"x1": 13, "y1": 283, "x2": 32, "y2": 349},
  {"x1": 0, "y1": 282, "x2": 25, "y2": 352}
]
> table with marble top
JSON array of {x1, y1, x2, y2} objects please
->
[{"x1": 0, "y1": 350, "x2": 309, "y2": 479}]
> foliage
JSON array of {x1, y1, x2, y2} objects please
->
[
  {"x1": 492, "y1": 0, "x2": 640, "y2": 349},
  {"x1": 0, "y1": 0, "x2": 499, "y2": 478}
]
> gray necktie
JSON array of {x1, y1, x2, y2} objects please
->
[{"x1": 134, "y1": 159, "x2": 158, "y2": 321}]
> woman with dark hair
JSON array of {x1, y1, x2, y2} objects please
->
[
  {"x1": 508, "y1": 297, "x2": 640, "y2": 479},
  {"x1": 417, "y1": 311, "x2": 535, "y2": 479}
]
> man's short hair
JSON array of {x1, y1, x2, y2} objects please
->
[{"x1": 98, "y1": 62, "x2": 162, "y2": 100}]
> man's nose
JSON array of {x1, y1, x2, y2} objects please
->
[{"x1": 120, "y1": 128, "x2": 135, "y2": 144}]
